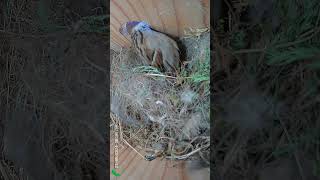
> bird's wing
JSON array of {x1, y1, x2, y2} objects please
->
[
  {"x1": 168, "y1": 37, "x2": 179, "y2": 50},
  {"x1": 131, "y1": 31, "x2": 143, "y2": 52},
  {"x1": 166, "y1": 36, "x2": 180, "y2": 63},
  {"x1": 142, "y1": 32, "x2": 162, "y2": 66},
  {"x1": 151, "y1": 49, "x2": 163, "y2": 67},
  {"x1": 131, "y1": 30, "x2": 149, "y2": 62}
]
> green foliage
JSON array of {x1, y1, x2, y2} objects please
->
[
  {"x1": 266, "y1": 0, "x2": 320, "y2": 68},
  {"x1": 267, "y1": 46, "x2": 320, "y2": 65},
  {"x1": 307, "y1": 61, "x2": 320, "y2": 69},
  {"x1": 133, "y1": 48, "x2": 210, "y2": 85},
  {"x1": 4, "y1": 0, "x2": 11, "y2": 19},
  {"x1": 131, "y1": 47, "x2": 210, "y2": 97},
  {"x1": 133, "y1": 66, "x2": 163, "y2": 74},
  {"x1": 216, "y1": 19, "x2": 226, "y2": 33},
  {"x1": 272, "y1": 0, "x2": 320, "y2": 43},
  {"x1": 37, "y1": 0, "x2": 49, "y2": 31},
  {"x1": 230, "y1": 30, "x2": 247, "y2": 50},
  {"x1": 37, "y1": 0, "x2": 65, "y2": 32},
  {"x1": 80, "y1": 15, "x2": 108, "y2": 33},
  {"x1": 189, "y1": 47, "x2": 210, "y2": 83}
]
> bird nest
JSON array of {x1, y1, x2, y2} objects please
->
[{"x1": 110, "y1": 33, "x2": 210, "y2": 163}]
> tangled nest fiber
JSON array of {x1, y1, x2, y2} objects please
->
[{"x1": 110, "y1": 34, "x2": 210, "y2": 163}]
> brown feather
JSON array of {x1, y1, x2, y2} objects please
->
[
  {"x1": 125, "y1": 24, "x2": 180, "y2": 74},
  {"x1": 152, "y1": 49, "x2": 163, "y2": 68}
]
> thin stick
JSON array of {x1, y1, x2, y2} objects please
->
[
  {"x1": 121, "y1": 137, "x2": 146, "y2": 160},
  {"x1": 144, "y1": 73, "x2": 192, "y2": 79},
  {"x1": 84, "y1": 56, "x2": 107, "y2": 73},
  {"x1": 111, "y1": 113, "x2": 147, "y2": 160},
  {"x1": 143, "y1": 73, "x2": 177, "y2": 79},
  {"x1": 278, "y1": 118, "x2": 306, "y2": 180},
  {"x1": 166, "y1": 144, "x2": 209, "y2": 160}
]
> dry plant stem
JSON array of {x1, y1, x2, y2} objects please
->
[
  {"x1": 278, "y1": 118, "x2": 306, "y2": 180},
  {"x1": 130, "y1": 127, "x2": 144, "y2": 140},
  {"x1": 111, "y1": 113, "x2": 147, "y2": 160},
  {"x1": 223, "y1": 0, "x2": 237, "y2": 23},
  {"x1": 199, "y1": 150, "x2": 210, "y2": 165},
  {"x1": 144, "y1": 73, "x2": 177, "y2": 79},
  {"x1": 215, "y1": 126, "x2": 236, "y2": 150},
  {"x1": 262, "y1": 133, "x2": 286, "y2": 164},
  {"x1": 121, "y1": 136, "x2": 146, "y2": 160},
  {"x1": 172, "y1": 143, "x2": 193, "y2": 155},
  {"x1": 159, "y1": 136, "x2": 175, "y2": 141},
  {"x1": 143, "y1": 73, "x2": 193, "y2": 80},
  {"x1": 166, "y1": 144, "x2": 210, "y2": 160},
  {"x1": 190, "y1": 136, "x2": 210, "y2": 144},
  {"x1": 84, "y1": 56, "x2": 106, "y2": 73}
]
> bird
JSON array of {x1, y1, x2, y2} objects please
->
[{"x1": 119, "y1": 21, "x2": 180, "y2": 74}]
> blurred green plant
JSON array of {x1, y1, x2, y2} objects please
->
[
  {"x1": 230, "y1": 30, "x2": 247, "y2": 50},
  {"x1": 133, "y1": 66, "x2": 163, "y2": 74},
  {"x1": 4, "y1": 0, "x2": 12, "y2": 19},
  {"x1": 266, "y1": 0, "x2": 320, "y2": 68},
  {"x1": 308, "y1": 61, "x2": 320, "y2": 69},
  {"x1": 37, "y1": 0, "x2": 65, "y2": 32},
  {"x1": 313, "y1": 160, "x2": 320, "y2": 177},
  {"x1": 272, "y1": 0, "x2": 320, "y2": 43},
  {"x1": 189, "y1": 47, "x2": 210, "y2": 83},
  {"x1": 80, "y1": 15, "x2": 108, "y2": 33},
  {"x1": 267, "y1": 46, "x2": 320, "y2": 65},
  {"x1": 130, "y1": 47, "x2": 210, "y2": 99},
  {"x1": 37, "y1": 0, "x2": 107, "y2": 33},
  {"x1": 272, "y1": 126, "x2": 320, "y2": 157}
]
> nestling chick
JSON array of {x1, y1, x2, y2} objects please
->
[{"x1": 119, "y1": 21, "x2": 180, "y2": 74}]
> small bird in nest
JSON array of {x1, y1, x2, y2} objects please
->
[{"x1": 119, "y1": 21, "x2": 181, "y2": 74}]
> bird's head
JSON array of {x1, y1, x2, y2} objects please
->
[{"x1": 119, "y1": 21, "x2": 151, "y2": 36}]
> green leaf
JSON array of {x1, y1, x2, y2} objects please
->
[
  {"x1": 267, "y1": 47, "x2": 320, "y2": 65},
  {"x1": 307, "y1": 60, "x2": 320, "y2": 69}
]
